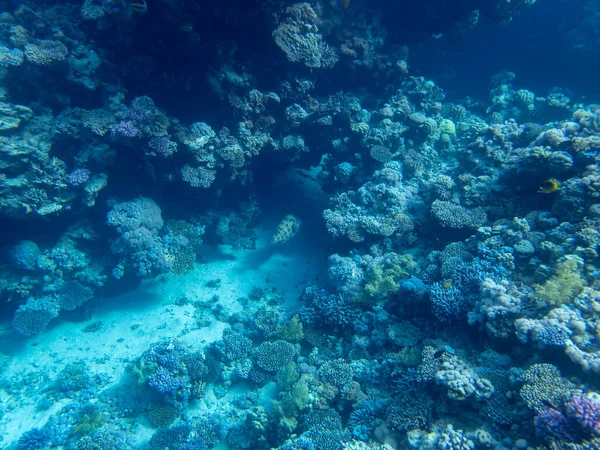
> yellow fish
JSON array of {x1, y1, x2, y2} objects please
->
[
  {"x1": 130, "y1": 0, "x2": 147, "y2": 13},
  {"x1": 537, "y1": 179, "x2": 559, "y2": 194}
]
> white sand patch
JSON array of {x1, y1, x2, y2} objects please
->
[{"x1": 0, "y1": 228, "x2": 325, "y2": 447}]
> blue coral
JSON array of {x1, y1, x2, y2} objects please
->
[
  {"x1": 221, "y1": 329, "x2": 253, "y2": 360},
  {"x1": 429, "y1": 282, "x2": 465, "y2": 322},
  {"x1": 299, "y1": 286, "x2": 359, "y2": 327},
  {"x1": 318, "y1": 359, "x2": 353, "y2": 388},
  {"x1": 347, "y1": 399, "x2": 386, "y2": 441},
  {"x1": 148, "y1": 424, "x2": 208, "y2": 450},
  {"x1": 74, "y1": 428, "x2": 129, "y2": 450},
  {"x1": 436, "y1": 425, "x2": 475, "y2": 450},
  {"x1": 17, "y1": 427, "x2": 53, "y2": 450},
  {"x1": 298, "y1": 409, "x2": 349, "y2": 450},
  {"x1": 142, "y1": 339, "x2": 195, "y2": 407},
  {"x1": 13, "y1": 296, "x2": 59, "y2": 337},
  {"x1": 148, "y1": 366, "x2": 184, "y2": 395}
]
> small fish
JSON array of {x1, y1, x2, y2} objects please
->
[
  {"x1": 443, "y1": 280, "x2": 453, "y2": 289},
  {"x1": 130, "y1": 0, "x2": 147, "y2": 14},
  {"x1": 540, "y1": 399, "x2": 557, "y2": 409},
  {"x1": 178, "y1": 23, "x2": 193, "y2": 32},
  {"x1": 397, "y1": 272, "x2": 411, "y2": 281},
  {"x1": 538, "y1": 179, "x2": 559, "y2": 194},
  {"x1": 433, "y1": 350, "x2": 444, "y2": 358},
  {"x1": 71, "y1": 423, "x2": 84, "y2": 436}
]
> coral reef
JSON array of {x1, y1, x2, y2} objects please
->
[{"x1": 0, "y1": 0, "x2": 598, "y2": 449}]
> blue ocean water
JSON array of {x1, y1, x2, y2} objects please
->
[{"x1": 0, "y1": 0, "x2": 599, "y2": 448}]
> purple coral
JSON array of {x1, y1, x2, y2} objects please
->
[
  {"x1": 147, "y1": 136, "x2": 177, "y2": 157},
  {"x1": 535, "y1": 407, "x2": 575, "y2": 441},
  {"x1": 111, "y1": 120, "x2": 141, "y2": 138},
  {"x1": 142, "y1": 339, "x2": 197, "y2": 408},
  {"x1": 566, "y1": 393, "x2": 600, "y2": 437},
  {"x1": 110, "y1": 228, "x2": 172, "y2": 277}
]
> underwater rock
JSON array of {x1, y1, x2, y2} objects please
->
[
  {"x1": 7, "y1": 240, "x2": 40, "y2": 271},
  {"x1": 0, "y1": 102, "x2": 33, "y2": 130}
]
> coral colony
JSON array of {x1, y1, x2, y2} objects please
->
[{"x1": 0, "y1": 0, "x2": 599, "y2": 449}]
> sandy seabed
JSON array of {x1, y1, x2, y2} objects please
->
[{"x1": 0, "y1": 223, "x2": 325, "y2": 448}]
